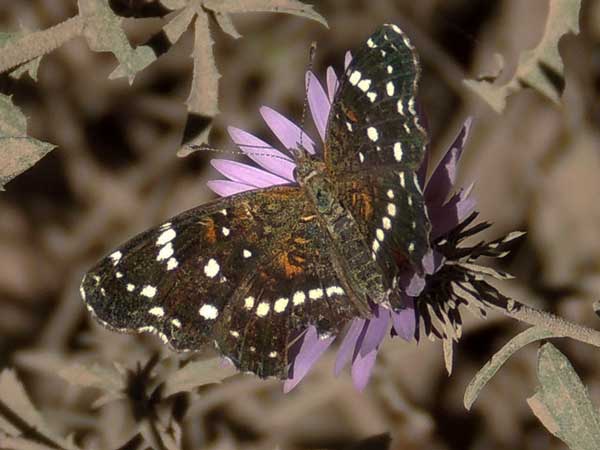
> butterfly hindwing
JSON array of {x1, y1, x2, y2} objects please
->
[{"x1": 81, "y1": 186, "x2": 361, "y2": 378}]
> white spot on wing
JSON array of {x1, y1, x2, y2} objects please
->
[
  {"x1": 256, "y1": 302, "x2": 270, "y2": 317},
  {"x1": 156, "y1": 228, "x2": 176, "y2": 246},
  {"x1": 372, "y1": 240, "x2": 380, "y2": 252},
  {"x1": 243, "y1": 249, "x2": 252, "y2": 258},
  {"x1": 244, "y1": 296, "x2": 255, "y2": 310},
  {"x1": 376, "y1": 228, "x2": 384, "y2": 241},
  {"x1": 358, "y1": 152, "x2": 364, "y2": 163},
  {"x1": 386, "y1": 81, "x2": 395, "y2": 97},
  {"x1": 221, "y1": 227, "x2": 230, "y2": 237},
  {"x1": 383, "y1": 217, "x2": 392, "y2": 230},
  {"x1": 110, "y1": 251, "x2": 122, "y2": 265},
  {"x1": 199, "y1": 304, "x2": 219, "y2": 320},
  {"x1": 149, "y1": 306, "x2": 164, "y2": 317},
  {"x1": 345, "y1": 121, "x2": 353, "y2": 131},
  {"x1": 367, "y1": 127, "x2": 379, "y2": 142},
  {"x1": 394, "y1": 142, "x2": 403, "y2": 161},
  {"x1": 127, "y1": 283, "x2": 135, "y2": 292},
  {"x1": 408, "y1": 242, "x2": 415, "y2": 253},
  {"x1": 274, "y1": 297, "x2": 289, "y2": 313},
  {"x1": 309, "y1": 288, "x2": 324, "y2": 299},
  {"x1": 367, "y1": 38, "x2": 376, "y2": 48},
  {"x1": 141, "y1": 285, "x2": 157, "y2": 298},
  {"x1": 399, "y1": 171, "x2": 406, "y2": 187},
  {"x1": 397, "y1": 100, "x2": 404, "y2": 115},
  {"x1": 349, "y1": 70, "x2": 361, "y2": 85},
  {"x1": 367, "y1": 91, "x2": 377, "y2": 102},
  {"x1": 357, "y1": 79, "x2": 371, "y2": 92},
  {"x1": 326, "y1": 286, "x2": 345, "y2": 296},
  {"x1": 269, "y1": 351, "x2": 278, "y2": 358},
  {"x1": 167, "y1": 257, "x2": 178, "y2": 270},
  {"x1": 293, "y1": 291, "x2": 306, "y2": 305},
  {"x1": 387, "y1": 189, "x2": 395, "y2": 199},
  {"x1": 387, "y1": 203, "x2": 397, "y2": 216},
  {"x1": 171, "y1": 318, "x2": 181, "y2": 328},
  {"x1": 157, "y1": 242, "x2": 174, "y2": 261},
  {"x1": 203, "y1": 258, "x2": 220, "y2": 278},
  {"x1": 387, "y1": 65, "x2": 393, "y2": 74}
]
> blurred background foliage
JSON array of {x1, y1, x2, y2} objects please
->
[{"x1": 0, "y1": 0, "x2": 599, "y2": 449}]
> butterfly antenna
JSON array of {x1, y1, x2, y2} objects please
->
[
  {"x1": 181, "y1": 143, "x2": 291, "y2": 162},
  {"x1": 299, "y1": 41, "x2": 318, "y2": 153}
]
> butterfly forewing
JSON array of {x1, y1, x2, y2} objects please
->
[
  {"x1": 324, "y1": 24, "x2": 431, "y2": 271},
  {"x1": 82, "y1": 186, "x2": 361, "y2": 378}
]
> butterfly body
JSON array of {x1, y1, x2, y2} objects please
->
[{"x1": 81, "y1": 24, "x2": 431, "y2": 379}]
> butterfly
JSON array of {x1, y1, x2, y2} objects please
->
[{"x1": 81, "y1": 24, "x2": 431, "y2": 379}]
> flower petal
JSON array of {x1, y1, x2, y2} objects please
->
[
  {"x1": 326, "y1": 66, "x2": 339, "y2": 103},
  {"x1": 351, "y1": 350, "x2": 377, "y2": 391},
  {"x1": 334, "y1": 319, "x2": 365, "y2": 376},
  {"x1": 206, "y1": 180, "x2": 255, "y2": 197},
  {"x1": 391, "y1": 296, "x2": 417, "y2": 341},
  {"x1": 259, "y1": 106, "x2": 315, "y2": 154},
  {"x1": 344, "y1": 51, "x2": 352, "y2": 70},
  {"x1": 306, "y1": 71, "x2": 330, "y2": 141},
  {"x1": 398, "y1": 270, "x2": 426, "y2": 297},
  {"x1": 357, "y1": 305, "x2": 389, "y2": 357},
  {"x1": 283, "y1": 326, "x2": 335, "y2": 393},
  {"x1": 425, "y1": 118, "x2": 473, "y2": 207},
  {"x1": 211, "y1": 159, "x2": 288, "y2": 187},
  {"x1": 429, "y1": 184, "x2": 476, "y2": 239},
  {"x1": 228, "y1": 126, "x2": 296, "y2": 181}
]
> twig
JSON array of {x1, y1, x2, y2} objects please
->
[{"x1": 494, "y1": 298, "x2": 600, "y2": 348}]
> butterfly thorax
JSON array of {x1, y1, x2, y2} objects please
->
[{"x1": 295, "y1": 153, "x2": 391, "y2": 315}]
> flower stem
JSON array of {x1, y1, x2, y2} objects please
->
[
  {"x1": 0, "y1": 16, "x2": 85, "y2": 75},
  {"x1": 494, "y1": 298, "x2": 600, "y2": 348}
]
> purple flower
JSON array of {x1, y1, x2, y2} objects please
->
[{"x1": 210, "y1": 54, "x2": 521, "y2": 391}]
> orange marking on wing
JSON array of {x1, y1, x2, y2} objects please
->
[
  {"x1": 277, "y1": 251, "x2": 304, "y2": 279},
  {"x1": 201, "y1": 218, "x2": 217, "y2": 244}
]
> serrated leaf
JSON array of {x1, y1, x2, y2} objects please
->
[
  {"x1": 465, "y1": 0, "x2": 581, "y2": 112},
  {"x1": 163, "y1": 4, "x2": 197, "y2": 43},
  {"x1": 464, "y1": 326, "x2": 556, "y2": 410},
  {"x1": 0, "y1": 370, "x2": 79, "y2": 450},
  {"x1": 162, "y1": 358, "x2": 236, "y2": 397},
  {"x1": 213, "y1": 11, "x2": 242, "y2": 39},
  {"x1": 528, "y1": 343, "x2": 600, "y2": 450},
  {"x1": 78, "y1": 0, "x2": 156, "y2": 84},
  {"x1": 160, "y1": 0, "x2": 187, "y2": 10},
  {"x1": 0, "y1": 32, "x2": 41, "y2": 80},
  {"x1": 0, "y1": 94, "x2": 55, "y2": 190},
  {"x1": 187, "y1": 10, "x2": 220, "y2": 117},
  {"x1": 57, "y1": 362, "x2": 125, "y2": 394},
  {"x1": 204, "y1": 0, "x2": 327, "y2": 28}
]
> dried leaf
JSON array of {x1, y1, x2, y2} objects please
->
[
  {"x1": 213, "y1": 11, "x2": 242, "y2": 39},
  {"x1": 0, "y1": 94, "x2": 55, "y2": 190},
  {"x1": 78, "y1": 0, "x2": 156, "y2": 84},
  {"x1": 162, "y1": 358, "x2": 237, "y2": 397},
  {"x1": 0, "y1": 32, "x2": 41, "y2": 80},
  {"x1": 464, "y1": 326, "x2": 556, "y2": 410},
  {"x1": 163, "y1": 4, "x2": 197, "y2": 43},
  {"x1": 187, "y1": 10, "x2": 220, "y2": 118},
  {"x1": 528, "y1": 343, "x2": 600, "y2": 450},
  {"x1": 205, "y1": 0, "x2": 327, "y2": 28},
  {"x1": 465, "y1": 0, "x2": 581, "y2": 112},
  {"x1": 0, "y1": 370, "x2": 79, "y2": 450},
  {"x1": 160, "y1": 0, "x2": 187, "y2": 10},
  {"x1": 57, "y1": 362, "x2": 125, "y2": 394}
]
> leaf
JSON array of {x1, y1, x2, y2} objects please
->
[
  {"x1": 162, "y1": 357, "x2": 237, "y2": 397},
  {"x1": 464, "y1": 326, "x2": 556, "y2": 410},
  {"x1": 163, "y1": 4, "x2": 197, "y2": 44},
  {"x1": 78, "y1": 0, "x2": 156, "y2": 84},
  {"x1": 187, "y1": 9, "x2": 220, "y2": 118},
  {"x1": 204, "y1": 0, "x2": 327, "y2": 28},
  {"x1": 464, "y1": 0, "x2": 581, "y2": 112},
  {"x1": 0, "y1": 370, "x2": 80, "y2": 450},
  {"x1": 0, "y1": 32, "x2": 41, "y2": 80},
  {"x1": 57, "y1": 362, "x2": 125, "y2": 394},
  {"x1": 0, "y1": 94, "x2": 55, "y2": 190},
  {"x1": 213, "y1": 11, "x2": 242, "y2": 39},
  {"x1": 528, "y1": 343, "x2": 600, "y2": 450}
]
